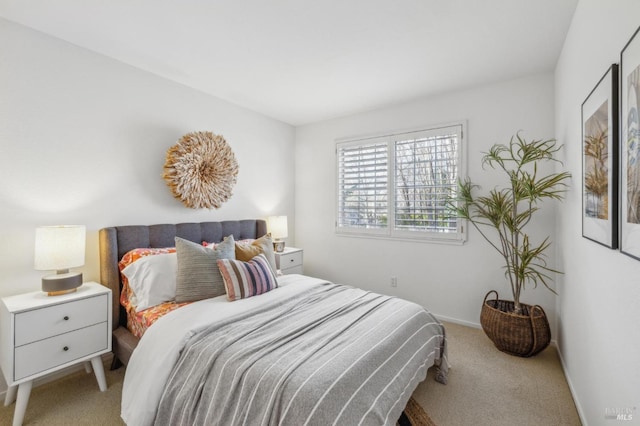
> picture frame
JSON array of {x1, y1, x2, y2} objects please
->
[
  {"x1": 581, "y1": 64, "x2": 618, "y2": 249},
  {"x1": 621, "y1": 26, "x2": 640, "y2": 260}
]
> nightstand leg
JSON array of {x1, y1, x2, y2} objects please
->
[
  {"x1": 90, "y1": 356, "x2": 107, "y2": 391},
  {"x1": 13, "y1": 380, "x2": 32, "y2": 426},
  {"x1": 84, "y1": 361, "x2": 92, "y2": 373},
  {"x1": 4, "y1": 385, "x2": 17, "y2": 406}
]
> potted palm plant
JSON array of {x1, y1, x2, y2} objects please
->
[{"x1": 451, "y1": 133, "x2": 571, "y2": 357}]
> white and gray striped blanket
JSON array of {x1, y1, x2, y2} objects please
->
[{"x1": 153, "y1": 280, "x2": 447, "y2": 426}]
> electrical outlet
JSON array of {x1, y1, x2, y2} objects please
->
[{"x1": 391, "y1": 276, "x2": 397, "y2": 287}]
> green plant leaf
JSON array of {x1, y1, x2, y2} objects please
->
[{"x1": 447, "y1": 132, "x2": 570, "y2": 305}]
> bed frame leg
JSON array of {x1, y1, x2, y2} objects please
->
[{"x1": 110, "y1": 355, "x2": 122, "y2": 370}]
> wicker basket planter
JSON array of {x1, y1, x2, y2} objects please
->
[{"x1": 480, "y1": 291, "x2": 551, "y2": 357}]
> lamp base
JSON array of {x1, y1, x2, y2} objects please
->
[
  {"x1": 42, "y1": 272, "x2": 83, "y2": 296},
  {"x1": 273, "y1": 240, "x2": 285, "y2": 253},
  {"x1": 47, "y1": 288, "x2": 78, "y2": 296}
]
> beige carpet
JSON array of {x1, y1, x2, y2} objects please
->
[
  {"x1": 0, "y1": 321, "x2": 581, "y2": 425},
  {"x1": 0, "y1": 365, "x2": 125, "y2": 425},
  {"x1": 413, "y1": 322, "x2": 581, "y2": 425}
]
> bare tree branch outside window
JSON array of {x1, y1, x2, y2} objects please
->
[{"x1": 336, "y1": 124, "x2": 465, "y2": 242}]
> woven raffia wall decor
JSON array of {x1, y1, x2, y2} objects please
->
[{"x1": 163, "y1": 131, "x2": 239, "y2": 209}]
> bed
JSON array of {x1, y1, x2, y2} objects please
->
[{"x1": 99, "y1": 219, "x2": 448, "y2": 425}]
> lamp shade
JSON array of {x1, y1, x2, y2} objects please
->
[
  {"x1": 35, "y1": 225, "x2": 86, "y2": 271},
  {"x1": 267, "y1": 216, "x2": 288, "y2": 239}
]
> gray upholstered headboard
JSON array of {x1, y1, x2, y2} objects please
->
[{"x1": 99, "y1": 220, "x2": 267, "y2": 332}]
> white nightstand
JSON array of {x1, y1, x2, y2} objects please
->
[
  {"x1": 0, "y1": 282, "x2": 112, "y2": 426},
  {"x1": 275, "y1": 247, "x2": 303, "y2": 275}
]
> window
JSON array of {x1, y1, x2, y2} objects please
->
[{"x1": 336, "y1": 123, "x2": 466, "y2": 243}]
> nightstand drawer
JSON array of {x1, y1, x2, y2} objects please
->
[
  {"x1": 14, "y1": 322, "x2": 108, "y2": 381},
  {"x1": 15, "y1": 294, "x2": 108, "y2": 346},
  {"x1": 283, "y1": 265, "x2": 303, "y2": 274},
  {"x1": 280, "y1": 251, "x2": 303, "y2": 269}
]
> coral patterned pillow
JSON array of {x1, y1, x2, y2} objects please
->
[
  {"x1": 121, "y1": 253, "x2": 177, "y2": 312},
  {"x1": 217, "y1": 254, "x2": 278, "y2": 301},
  {"x1": 118, "y1": 247, "x2": 176, "y2": 311}
]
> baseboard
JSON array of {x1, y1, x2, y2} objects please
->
[
  {"x1": 556, "y1": 346, "x2": 588, "y2": 425},
  {"x1": 434, "y1": 313, "x2": 481, "y2": 329},
  {"x1": 0, "y1": 352, "x2": 114, "y2": 402}
]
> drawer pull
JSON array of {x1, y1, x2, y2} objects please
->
[
  {"x1": 63, "y1": 346, "x2": 69, "y2": 351},
  {"x1": 64, "y1": 316, "x2": 69, "y2": 321},
  {"x1": 289, "y1": 258, "x2": 295, "y2": 263}
]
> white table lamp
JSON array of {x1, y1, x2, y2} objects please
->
[
  {"x1": 34, "y1": 225, "x2": 86, "y2": 296},
  {"x1": 267, "y1": 216, "x2": 288, "y2": 252}
]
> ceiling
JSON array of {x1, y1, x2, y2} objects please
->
[{"x1": 0, "y1": 0, "x2": 578, "y2": 126}]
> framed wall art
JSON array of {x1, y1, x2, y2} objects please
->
[
  {"x1": 621, "y1": 26, "x2": 640, "y2": 260},
  {"x1": 582, "y1": 64, "x2": 618, "y2": 248}
]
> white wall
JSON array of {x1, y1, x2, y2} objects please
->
[
  {"x1": 295, "y1": 73, "x2": 560, "y2": 330},
  {"x1": 0, "y1": 18, "x2": 296, "y2": 297},
  {"x1": 555, "y1": 1, "x2": 640, "y2": 424}
]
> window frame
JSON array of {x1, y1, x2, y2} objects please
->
[{"x1": 335, "y1": 122, "x2": 467, "y2": 244}]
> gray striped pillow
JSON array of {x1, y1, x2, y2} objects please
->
[{"x1": 174, "y1": 235, "x2": 235, "y2": 302}]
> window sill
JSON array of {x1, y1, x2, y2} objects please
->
[{"x1": 335, "y1": 231, "x2": 466, "y2": 246}]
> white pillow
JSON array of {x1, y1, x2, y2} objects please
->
[{"x1": 121, "y1": 253, "x2": 177, "y2": 312}]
